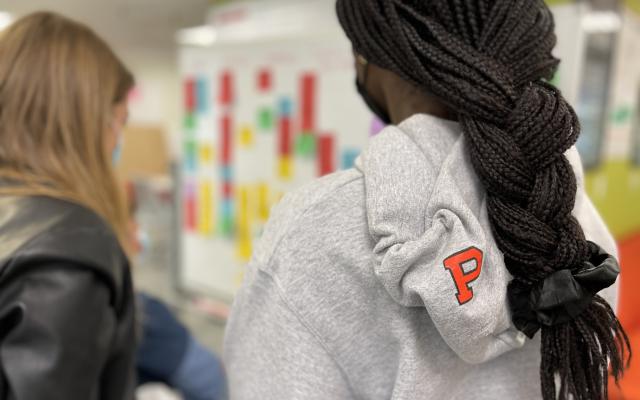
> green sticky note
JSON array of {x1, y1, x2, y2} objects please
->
[
  {"x1": 258, "y1": 107, "x2": 274, "y2": 131},
  {"x1": 184, "y1": 140, "x2": 197, "y2": 171},
  {"x1": 184, "y1": 114, "x2": 196, "y2": 131},
  {"x1": 220, "y1": 215, "x2": 234, "y2": 237},
  {"x1": 611, "y1": 106, "x2": 632, "y2": 125},
  {"x1": 548, "y1": 71, "x2": 560, "y2": 87},
  {"x1": 295, "y1": 133, "x2": 316, "y2": 157}
]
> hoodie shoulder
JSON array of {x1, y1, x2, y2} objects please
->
[{"x1": 253, "y1": 168, "x2": 365, "y2": 269}]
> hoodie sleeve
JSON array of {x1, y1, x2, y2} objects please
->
[{"x1": 224, "y1": 265, "x2": 354, "y2": 400}]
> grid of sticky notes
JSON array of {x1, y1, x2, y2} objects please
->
[{"x1": 182, "y1": 69, "x2": 362, "y2": 262}]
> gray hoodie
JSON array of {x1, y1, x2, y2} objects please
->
[{"x1": 224, "y1": 113, "x2": 618, "y2": 400}]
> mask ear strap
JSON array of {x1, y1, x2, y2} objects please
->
[{"x1": 356, "y1": 54, "x2": 369, "y2": 85}]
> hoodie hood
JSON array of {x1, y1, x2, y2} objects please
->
[{"x1": 356, "y1": 113, "x2": 527, "y2": 364}]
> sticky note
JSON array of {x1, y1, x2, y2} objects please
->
[
  {"x1": 239, "y1": 125, "x2": 255, "y2": 148},
  {"x1": 257, "y1": 69, "x2": 272, "y2": 92},
  {"x1": 184, "y1": 140, "x2": 197, "y2": 172},
  {"x1": 184, "y1": 79, "x2": 196, "y2": 112},
  {"x1": 199, "y1": 144, "x2": 214, "y2": 164},
  {"x1": 223, "y1": 181, "x2": 233, "y2": 199},
  {"x1": 300, "y1": 73, "x2": 316, "y2": 131},
  {"x1": 342, "y1": 148, "x2": 360, "y2": 170},
  {"x1": 257, "y1": 183, "x2": 270, "y2": 221},
  {"x1": 278, "y1": 97, "x2": 294, "y2": 117},
  {"x1": 278, "y1": 117, "x2": 292, "y2": 157},
  {"x1": 196, "y1": 78, "x2": 210, "y2": 114},
  {"x1": 184, "y1": 182, "x2": 197, "y2": 231},
  {"x1": 220, "y1": 199, "x2": 234, "y2": 237},
  {"x1": 370, "y1": 117, "x2": 386, "y2": 137},
  {"x1": 184, "y1": 114, "x2": 196, "y2": 131},
  {"x1": 198, "y1": 180, "x2": 214, "y2": 235},
  {"x1": 258, "y1": 107, "x2": 274, "y2": 131},
  {"x1": 318, "y1": 134, "x2": 335, "y2": 176},
  {"x1": 237, "y1": 236, "x2": 252, "y2": 262},
  {"x1": 295, "y1": 133, "x2": 316, "y2": 157},
  {"x1": 611, "y1": 106, "x2": 632, "y2": 125},
  {"x1": 221, "y1": 115, "x2": 233, "y2": 165},
  {"x1": 236, "y1": 186, "x2": 252, "y2": 261},
  {"x1": 235, "y1": 269, "x2": 245, "y2": 286},
  {"x1": 278, "y1": 156, "x2": 293, "y2": 180},
  {"x1": 221, "y1": 165, "x2": 233, "y2": 182},
  {"x1": 220, "y1": 71, "x2": 234, "y2": 105}
]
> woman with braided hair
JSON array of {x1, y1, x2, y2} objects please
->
[{"x1": 225, "y1": 1, "x2": 630, "y2": 399}]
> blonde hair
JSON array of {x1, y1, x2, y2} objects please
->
[{"x1": 0, "y1": 12, "x2": 134, "y2": 251}]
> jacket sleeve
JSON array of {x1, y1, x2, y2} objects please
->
[
  {"x1": 224, "y1": 266, "x2": 354, "y2": 400},
  {"x1": 0, "y1": 264, "x2": 117, "y2": 400}
]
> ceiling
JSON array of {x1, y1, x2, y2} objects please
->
[{"x1": 0, "y1": 0, "x2": 212, "y2": 51}]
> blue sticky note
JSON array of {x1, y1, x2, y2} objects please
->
[
  {"x1": 278, "y1": 97, "x2": 293, "y2": 117},
  {"x1": 196, "y1": 78, "x2": 210, "y2": 114},
  {"x1": 221, "y1": 165, "x2": 233, "y2": 182},
  {"x1": 184, "y1": 141, "x2": 198, "y2": 172},
  {"x1": 221, "y1": 198, "x2": 234, "y2": 218},
  {"x1": 342, "y1": 148, "x2": 360, "y2": 170}
]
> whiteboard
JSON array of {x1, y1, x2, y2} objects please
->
[{"x1": 178, "y1": 4, "x2": 373, "y2": 301}]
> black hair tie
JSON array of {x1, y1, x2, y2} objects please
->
[{"x1": 508, "y1": 241, "x2": 620, "y2": 339}]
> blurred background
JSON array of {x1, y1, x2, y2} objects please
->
[{"x1": 1, "y1": 0, "x2": 639, "y2": 398}]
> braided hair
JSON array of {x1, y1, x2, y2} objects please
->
[{"x1": 336, "y1": 1, "x2": 630, "y2": 399}]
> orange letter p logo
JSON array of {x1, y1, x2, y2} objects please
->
[{"x1": 443, "y1": 247, "x2": 484, "y2": 305}]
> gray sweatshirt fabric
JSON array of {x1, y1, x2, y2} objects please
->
[{"x1": 224, "y1": 113, "x2": 618, "y2": 400}]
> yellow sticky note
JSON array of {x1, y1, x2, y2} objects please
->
[
  {"x1": 198, "y1": 180, "x2": 214, "y2": 235},
  {"x1": 274, "y1": 191, "x2": 285, "y2": 205},
  {"x1": 235, "y1": 268, "x2": 246, "y2": 287},
  {"x1": 278, "y1": 156, "x2": 293, "y2": 180},
  {"x1": 237, "y1": 237, "x2": 252, "y2": 262},
  {"x1": 236, "y1": 186, "x2": 252, "y2": 261},
  {"x1": 199, "y1": 144, "x2": 214, "y2": 164},
  {"x1": 239, "y1": 125, "x2": 255, "y2": 148},
  {"x1": 257, "y1": 183, "x2": 270, "y2": 222}
]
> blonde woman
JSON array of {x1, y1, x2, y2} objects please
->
[{"x1": 0, "y1": 12, "x2": 136, "y2": 400}]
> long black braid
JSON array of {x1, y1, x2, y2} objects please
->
[{"x1": 336, "y1": 1, "x2": 631, "y2": 399}]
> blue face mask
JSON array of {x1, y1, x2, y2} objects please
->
[{"x1": 112, "y1": 136, "x2": 123, "y2": 165}]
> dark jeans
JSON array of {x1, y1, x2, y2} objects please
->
[{"x1": 136, "y1": 293, "x2": 228, "y2": 400}]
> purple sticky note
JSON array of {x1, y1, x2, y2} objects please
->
[{"x1": 370, "y1": 117, "x2": 386, "y2": 137}]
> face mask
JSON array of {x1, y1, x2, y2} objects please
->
[
  {"x1": 355, "y1": 53, "x2": 392, "y2": 125},
  {"x1": 356, "y1": 78, "x2": 392, "y2": 125},
  {"x1": 112, "y1": 135, "x2": 123, "y2": 166},
  {"x1": 136, "y1": 227, "x2": 150, "y2": 254}
]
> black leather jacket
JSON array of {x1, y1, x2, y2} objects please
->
[{"x1": 0, "y1": 195, "x2": 136, "y2": 400}]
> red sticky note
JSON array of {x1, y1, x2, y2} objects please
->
[
  {"x1": 258, "y1": 69, "x2": 272, "y2": 92},
  {"x1": 184, "y1": 183, "x2": 197, "y2": 231},
  {"x1": 220, "y1": 71, "x2": 234, "y2": 105},
  {"x1": 221, "y1": 115, "x2": 233, "y2": 165},
  {"x1": 223, "y1": 181, "x2": 233, "y2": 199},
  {"x1": 300, "y1": 73, "x2": 316, "y2": 132},
  {"x1": 318, "y1": 134, "x2": 335, "y2": 177},
  {"x1": 278, "y1": 117, "x2": 292, "y2": 157},
  {"x1": 184, "y1": 78, "x2": 196, "y2": 112}
]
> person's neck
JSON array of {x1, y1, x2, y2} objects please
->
[{"x1": 382, "y1": 81, "x2": 457, "y2": 125}]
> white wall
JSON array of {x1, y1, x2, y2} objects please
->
[{"x1": 119, "y1": 47, "x2": 182, "y2": 160}]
